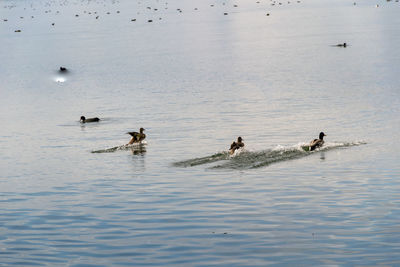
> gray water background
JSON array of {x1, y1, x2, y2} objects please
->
[{"x1": 1, "y1": 0, "x2": 400, "y2": 265}]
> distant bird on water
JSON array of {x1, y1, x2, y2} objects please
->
[
  {"x1": 59, "y1": 66, "x2": 68, "y2": 72},
  {"x1": 80, "y1": 116, "x2": 100, "y2": 123},
  {"x1": 336, "y1": 42, "x2": 347, "y2": 47},
  {"x1": 229, "y1": 136, "x2": 244, "y2": 155},
  {"x1": 127, "y1": 128, "x2": 146, "y2": 144},
  {"x1": 309, "y1": 132, "x2": 326, "y2": 151}
]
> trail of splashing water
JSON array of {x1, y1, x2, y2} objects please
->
[
  {"x1": 173, "y1": 152, "x2": 230, "y2": 167},
  {"x1": 174, "y1": 141, "x2": 367, "y2": 169},
  {"x1": 91, "y1": 142, "x2": 147, "y2": 153}
]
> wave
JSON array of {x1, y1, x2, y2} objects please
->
[
  {"x1": 91, "y1": 141, "x2": 147, "y2": 153},
  {"x1": 173, "y1": 141, "x2": 366, "y2": 169},
  {"x1": 173, "y1": 152, "x2": 230, "y2": 167}
]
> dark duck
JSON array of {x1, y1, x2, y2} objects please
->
[
  {"x1": 127, "y1": 128, "x2": 146, "y2": 144},
  {"x1": 59, "y1": 66, "x2": 68, "y2": 72},
  {"x1": 80, "y1": 116, "x2": 100, "y2": 123},
  {"x1": 309, "y1": 132, "x2": 326, "y2": 151},
  {"x1": 229, "y1": 136, "x2": 244, "y2": 155}
]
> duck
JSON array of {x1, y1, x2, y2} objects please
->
[
  {"x1": 229, "y1": 136, "x2": 244, "y2": 155},
  {"x1": 80, "y1": 116, "x2": 100, "y2": 123},
  {"x1": 336, "y1": 42, "x2": 347, "y2": 47},
  {"x1": 309, "y1": 132, "x2": 326, "y2": 151},
  {"x1": 127, "y1": 128, "x2": 146, "y2": 144},
  {"x1": 59, "y1": 66, "x2": 68, "y2": 72}
]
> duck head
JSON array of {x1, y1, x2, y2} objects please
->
[
  {"x1": 237, "y1": 136, "x2": 243, "y2": 142},
  {"x1": 80, "y1": 116, "x2": 86, "y2": 122},
  {"x1": 319, "y1": 132, "x2": 326, "y2": 139},
  {"x1": 140, "y1": 128, "x2": 145, "y2": 133}
]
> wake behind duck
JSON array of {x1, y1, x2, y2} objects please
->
[
  {"x1": 91, "y1": 141, "x2": 147, "y2": 153},
  {"x1": 174, "y1": 136, "x2": 246, "y2": 167},
  {"x1": 92, "y1": 128, "x2": 147, "y2": 153},
  {"x1": 173, "y1": 141, "x2": 366, "y2": 169}
]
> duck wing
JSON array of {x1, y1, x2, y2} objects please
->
[
  {"x1": 309, "y1": 139, "x2": 324, "y2": 151},
  {"x1": 230, "y1": 142, "x2": 237, "y2": 150},
  {"x1": 127, "y1": 131, "x2": 140, "y2": 141},
  {"x1": 309, "y1": 139, "x2": 319, "y2": 147},
  {"x1": 127, "y1": 131, "x2": 139, "y2": 136},
  {"x1": 127, "y1": 132, "x2": 146, "y2": 142}
]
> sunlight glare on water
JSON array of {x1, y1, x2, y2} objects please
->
[{"x1": 54, "y1": 76, "x2": 66, "y2": 83}]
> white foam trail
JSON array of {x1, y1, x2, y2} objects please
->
[
  {"x1": 92, "y1": 141, "x2": 147, "y2": 153},
  {"x1": 230, "y1": 148, "x2": 245, "y2": 157},
  {"x1": 174, "y1": 140, "x2": 367, "y2": 168},
  {"x1": 210, "y1": 140, "x2": 367, "y2": 169}
]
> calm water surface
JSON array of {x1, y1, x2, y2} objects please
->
[{"x1": 1, "y1": 0, "x2": 400, "y2": 265}]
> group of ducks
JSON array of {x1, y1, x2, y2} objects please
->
[
  {"x1": 5, "y1": 0, "x2": 301, "y2": 33},
  {"x1": 81, "y1": 116, "x2": 327, "y2": 155}
]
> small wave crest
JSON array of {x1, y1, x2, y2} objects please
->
[{"x1": 173, "y1": 141, "x2": 366, "y2": 169}]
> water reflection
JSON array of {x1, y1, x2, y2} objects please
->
[
  {"x1": 129, "y1": 144, "x2": 146, "y2": 155},
  {"x1": 129, "y1": 146, "x2": 146, "y2": 171},
  {"x1": 54, "y1": 76, "x2": 66, "y2": 83}
]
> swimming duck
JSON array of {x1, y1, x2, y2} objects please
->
[
  {"x1": 336, "y1": 42, "x2": 347, "y2": 47},
  {"x1": 309, "y1": 132, "x2": 326, "y2": 151},
  {"x1": 229, "y1": 136, "x2": 244, "y2": 155},
  {"x1": 59, "y1": 66, "x2": 68, "y2": 72},
  {"x1": 127, "y1": 128, "x2": 146, "y2": 144},
  {"x1": 80, "y1": 116, "x2": 100, "y2": 123}
]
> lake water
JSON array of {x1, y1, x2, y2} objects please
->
[{"x1": 1, "y1": 0, "x2": 400, "y2": 265}]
